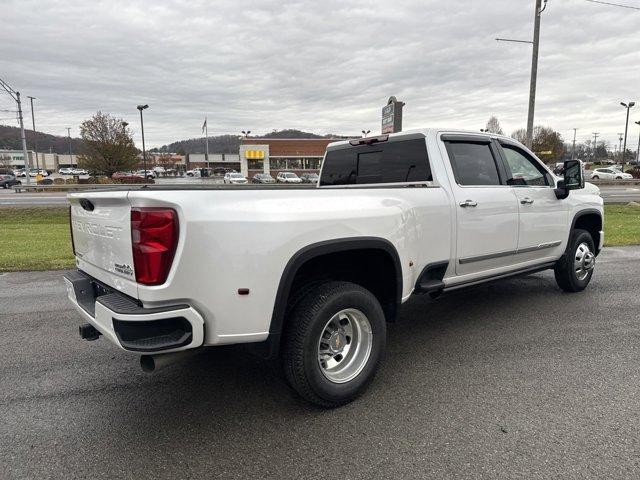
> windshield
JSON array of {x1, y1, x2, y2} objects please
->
[{"x1": 230, "y1": 173, "x2": 243, "y2": 178}]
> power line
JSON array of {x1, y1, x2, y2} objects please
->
[{"x1": 584, "y1": 0, "x2": 640, "y2": 11}]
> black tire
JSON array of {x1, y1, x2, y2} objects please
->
[
  {"x1": 2, "y1": 183, "x2": 7, "y2": 189},
  {"x1": 554, "y1": 229, "x2": 596, "y2": 292},
  {"x1": 282, "y1": 281, "x2": 386, "y2": 408}
]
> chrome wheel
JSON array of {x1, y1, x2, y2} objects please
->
[
  {"x1": 574, "y1": 242, "x2": 595, "y2": 281},
  {"x1": 317, "y1": 308, "x2": 373, "y2": 384}
]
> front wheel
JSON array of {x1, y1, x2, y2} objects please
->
[
  {"x1": 592, "y1": 175, "x2": 599, "y2": 180},
  {"x1": 282, "y1": 281, "x2": 386, "y2": 408},
  {"x1": 554, "y1": 229, "x2": 596, "y2": 292}
]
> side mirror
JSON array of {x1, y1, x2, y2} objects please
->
[
  {"x1": 563, "y1": 159, "x2": 584, "y2": 190},
  {"x1": 555, "y1": 160, "x2": 584, "y2": 199}
]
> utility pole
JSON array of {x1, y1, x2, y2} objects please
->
[
  {"x1": 621, "y1": 102, "x2": 635, "y2": 170},
  {"x1": 592, "y1": 132, "x2": 599, "y2": 161},
  {"x1": 27, "y1": 96, "x2": 39, "y2": 172},
  {"x1": 526, "y1": 0, "x2": 544, "y2": 149},
  {"x1": 635, "y1": 120, "x2": 640, "y2": 163},
  {"x1": 618, "y1": 133, "x2": 623, "y2": 164},
  {"x1": 495, "y1": 0, "x2": 547, "y2": 149},
  {"x1": 571, "y1": 128, "x2": 577, "y2": 160},
  {"x1": 0, "y1": 77, "x2": 31, "y2": 184},
  {"x1": 67, "y1": 127, "x2": 73, "y2": 166}
]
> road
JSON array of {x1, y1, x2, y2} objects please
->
[
  {"x1": 1, "y1": 247, "x2": 640, "y2": 479},
  {"x1": 1, "y1": 183, "x2": 640, "y2": 206}
]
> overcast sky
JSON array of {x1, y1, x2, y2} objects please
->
[{"x1": 1, "y1": 0, "x2": 639, "y2": 149}]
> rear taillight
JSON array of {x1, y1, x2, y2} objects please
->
[{"x1": 131, "y1": 208, "x2": 179, "y2": 286}]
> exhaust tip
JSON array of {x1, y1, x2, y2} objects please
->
[{"x1": 140, "y1": 355, "x2": 156, "y2": 373}]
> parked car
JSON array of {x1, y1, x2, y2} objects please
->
[
  {"x1": 590, "y1": 168, "x2": 632, "y2": 180},
  {"x1": 0, "y1": 174, "x2": 21, "y2": 189},
  {"x1": 59, "y1": 167, "x2": 74, "y2": 175},
  {"x1": 223, "y1": 172, "x2": 248, "y2": 184},
  {"x1": 252, "y1": 173, "x2": 276, "y2": 184},
  {"x1": 15, "y1": 169, "x2": 45, "y2": 177},
  {"x1": 300, "y1": 172, "x2": 319, "y2": 184},
  {"x1": 186, "y1": 169, "x2": 200, "y2": 177},
  {"x1": 153, "y1": 166, "x2": 166, "y2": 175},
  {"x1": 276, "y1": 172, "x2": 302, "y2": 183},
  {"x1": 134, "y1": 170, "x2": 156, "y2": 179},
  {"x1": 71, "y1": 168, "x2": 89, "y2": 175},
  {"x1": 65, "y1": 128, "x2": 602, "y2": 407}
]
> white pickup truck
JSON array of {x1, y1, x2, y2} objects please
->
[{"x1": 65, "y1": 129, "x2": 603, "y2": 407}]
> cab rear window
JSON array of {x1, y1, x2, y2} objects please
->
[{"x1": 320, "y1": 138, "x2": 432, "y2": 186}]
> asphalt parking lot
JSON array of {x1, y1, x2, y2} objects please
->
[{"x1": 1, "y1": 247, "x2": 640, "y2": 479}]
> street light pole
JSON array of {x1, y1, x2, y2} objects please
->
[
  {"x1": 27, "y1": 96, "x2": 39, "y2": 172},
  {"x1": 635, "y1": 120, "x2": 640, "y2": 164},
  {"x1": 204, "y1": 117, "x2": 209, "y2": 171},
  {"x1": 621, "y1": 102, "x2": 635, "y2": 170},
  {"x1": 137, "y1": 104, "x2": 149, "y2": 177},
  {"x1": 67, "y1": 127, "x2": 73, "y2": 166},
  {"x1": 572, "y1": 128, "x2": 577, "y2": 160},
  {"x1": 592, "y1": 132, "x2": 599, "y2": 161},
  {"x1": 0, "y1": 77, "x2": 31, "y2": 184}
]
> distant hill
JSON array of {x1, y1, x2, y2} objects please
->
[
  {"x1": 155, "y1": 129, "x2": 349, "y2": 154},
  {"x1": 1, "y1": 124, "x2": 350, "y2": 156},
  {"x1": 0, "y1": 124, "x2": 84, "y2": 154}
]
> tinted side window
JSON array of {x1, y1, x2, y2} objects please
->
[
  {"x1": 501, "y1": 145, "x2": 549, "y2": 187},
  {"x1": 446, "y1": 142, "x2": 501, "y2": 186},
  {"x1": 383, "y1": 140, "x2": 432, "y2": 183},
  {"x1": 320, "y1": 138, "x2": 431, "y2": 186}
]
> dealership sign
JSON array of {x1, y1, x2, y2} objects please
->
[{"x1": 381, "y1": 96, "x2": 405, "y2": 134}]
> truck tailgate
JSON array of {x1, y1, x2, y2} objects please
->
[{"x1": 69, "y1": 191, "x2": 138, "y2": 297}]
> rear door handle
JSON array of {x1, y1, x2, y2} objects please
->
[
  {"x1": 459, "y1": 200, "x2": 478, "y2": 208},
  {"x1": 520, "y1": 197, "x2": 534, "y2": 205}
]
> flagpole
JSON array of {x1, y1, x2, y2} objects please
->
[{"x1": 204, "y1": 117, "x2": 209, "y2": 172}]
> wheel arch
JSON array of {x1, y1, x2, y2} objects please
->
[
  {"x1": 263, "y1": 237, "x2": 403, "y2": 357},
  {"x1": 571, "y1": 209, "x2": 603, "y2": 255}
]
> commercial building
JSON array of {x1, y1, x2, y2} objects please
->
[
  {"x1": 239, "y1": 138, "x2": 339, "y2": 179},
  {"x1": 186, "y1": 153, "x2": 240, "y2": 170},
  {"x1": 0, "y1": 149, "x2": 78, "y2": 170}
]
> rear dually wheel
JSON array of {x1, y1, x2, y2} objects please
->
[{"x1": 282, "y1": 281, "x2": 386, "y2": 408}]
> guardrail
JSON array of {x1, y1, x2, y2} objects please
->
[
  {"x1": 13, "y1": 184, "x2": 127, "y2": 193},
  {"x1": 589, "y1": 179, "x2": 640, "y2": 186}
]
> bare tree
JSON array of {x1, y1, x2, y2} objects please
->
[
  {"x1": 511, "y1": 125, "x2": 565, "y2": 162},
  {"x1": 77, "y1": 111, "x2": 139, "y2": 176},
  {"x1": 0, "y1": 152, "x2": 12, "y2": 170},
  {"x1": 485, "y1": 116, "x2": 504, "y2": 135}
]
